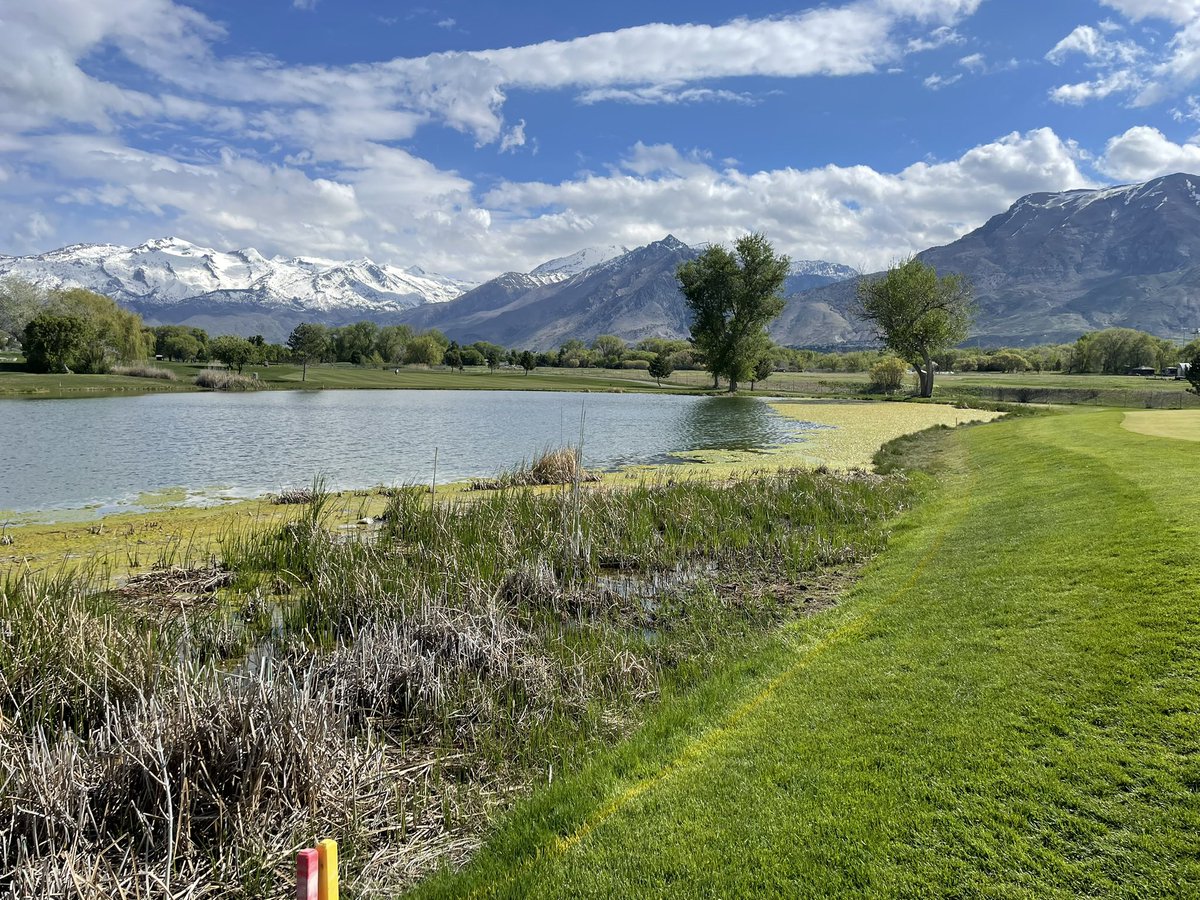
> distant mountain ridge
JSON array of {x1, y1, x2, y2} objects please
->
[
  {"x1": 0, "y1": 237, "x2": 476, "y2": 342},
  {"x1": 13, "y1": 175, "x2": 1195, "y2": 351},
  {"x1": 782, "y1": 172, "x2": 1200, "y2": 347},
  {"x1": 398, "y1": 239, "x2": 860, "y2": 349},
  {"x1": 0, "y1": 234, "x2": 859, "y2": 348}
]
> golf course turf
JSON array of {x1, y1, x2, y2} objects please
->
[{"x1": 410, "y1": 407, "x2": 1200, "y2": 898}]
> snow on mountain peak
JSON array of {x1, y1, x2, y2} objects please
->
[
  {"x1": 529, "y1": 245, "x2": 631, "y2": 277},
  {"x1": 0, "y1": 238, "x2": 477, "y2": 313}
]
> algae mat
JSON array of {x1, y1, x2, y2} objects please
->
[
  {"x1": 1122, "y1": 409, "x2": 1200, "y2": 442},
  {"x1": 668, "y1": 400, "x2": 1002, "y2": 472}
]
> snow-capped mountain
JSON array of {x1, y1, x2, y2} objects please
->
[
  {"x1": 0, "y1": 237, "x2": 473, "y2": 311},
  {"x1": 400, "y1": 235, "x2": 862, "y2": 348},
  {"x1": 530, "y1": 245, "x2": 631, "y2": 277},
  {"x1": 782, "y1": 172, "x2": 1200, "y2": 346},
  {"x1": 0, "y1": 237, "x2": 479, "y2": 342}
]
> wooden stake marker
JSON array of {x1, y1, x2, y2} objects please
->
[
  {"x1": 296, "y1": 848, "x2": 319, "y2": 900},
  {"x1": 317, "y1": 838, "x2": 339, "y2": 900}
]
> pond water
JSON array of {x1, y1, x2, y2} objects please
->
[{"x1": 1, "y1": 390, "x2": 808, "y2": 517}]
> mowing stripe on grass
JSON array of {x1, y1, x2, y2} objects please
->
[{"x1": 469, "y1": 479, "x2": 968, "y2": 898}]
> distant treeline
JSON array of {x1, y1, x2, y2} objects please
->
[{"x1": 4, "y1": 277, "x2": 1197, "y2": 378}]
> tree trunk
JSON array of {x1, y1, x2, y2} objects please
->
[
  {"x1": 728, "y1": 378, "x2": 738, "y2": 393},
  {"x1": 712, "y1": 372, "x2": 720, "y2": 389},
  {"x1": 302, "y1": 359, "x2": 307, "y2": 382},
  {"x1": 918, "y1": 352, "x2": 934, "y2": 397}
]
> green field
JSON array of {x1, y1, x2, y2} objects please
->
[
  {"x1": 0, "y1": 360, "x2": 696, "y2": 399},
  {"x1": 4, "y1": 355, "x2": 1197, "y2": 406},
  {"x1": 410, "y1": 407, "x2": 1200, "y2": 898}
]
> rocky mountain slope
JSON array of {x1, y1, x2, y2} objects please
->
[
  {"x1": 782, "y1": 172, "x2": 1200, "y2": 347},
  {"x1": 400, "y1": 240, "x2": 859, "y2": 348}
]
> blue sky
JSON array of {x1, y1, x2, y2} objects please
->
[{"x1": 2, "y1": 0, "x2": 1200, "y2": 279}]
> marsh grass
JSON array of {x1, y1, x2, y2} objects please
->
[
  {"x1": 194, "y1": 370, "x2": 260, "y2": 392},
  {"x1": 469, "y1": 446, "x2": 600, "y2": 491},
  {"x1": 0, "y1": 462, "x2": 912, "y2": 896},
  {"x1": 110, "y1": 365, "x2": 177, "y2": 381}
]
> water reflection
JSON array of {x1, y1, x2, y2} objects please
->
[
  {"x1": 1, "y1": 389, "x2": 806, "y2": 516},
  {"x1": 676, "y1": 395, "x2": 791, "y2": 452}
]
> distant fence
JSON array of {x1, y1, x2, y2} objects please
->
[{"x1": 947, "y1": 384, "x2": 1200, "y2": 409}]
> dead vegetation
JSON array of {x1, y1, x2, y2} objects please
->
[
  {"x1": 0, "y1": 463, "x2": 913, "y2": 896},
  {"x1": 470, "y1": 447, "x2": 601, "y2": 490}
]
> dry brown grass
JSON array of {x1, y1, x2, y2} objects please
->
[
  {"x1": 470, "y1": 447, "x2": 600, "y2": 490},
  {"x1": 111, "y1": 365, "x2": 177, "y2": 381}
]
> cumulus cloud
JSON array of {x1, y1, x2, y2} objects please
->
[
  {"x1": 481, "y1": 129, "x2": 1094, "y2": 274},
  {"x1": 0, "y1": 0, "x2": 1121, "y2": 281},
  {"x1": 1099, "y1": 0, "x2": 1200, "y2": 24},
  {"x1": 1050, "y1": 70, "x2": 1145, "y2": 104},
  {"x1": 1047, "y1": 6, "x2": 1200, "y2": 108},
  {"x1": 1046, "y1": 25, "x2": 1143, "y2": 65},
  {"x1": 1098, "y1": 125, "x2": 1200, "y2": 179}
]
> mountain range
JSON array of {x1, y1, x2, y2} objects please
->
[
  {"x1": 786, "y1": 172, "x2": 1200, "y2": 347},
  {"x1": 0, "y1": 237, "x2": 477, "y2": 343},
  {"x1": 0, "y1": 235, "x2": 856, "y2": 345},
  {"x1": 3, "y1": 172, "x2": 1199, "y2": 348}
]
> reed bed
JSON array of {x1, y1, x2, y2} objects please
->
[
  {"x1": 469, "y1": 446, "x2": 600, "y2": 490},
  {"x1": 111, "y1": 365, "x2": 178, "y2": 381},
  {"x1": 0, "y1": 463, "x2": 913, "y2": 897},
  {"x1": 194, "y1": 370, "x2": 260, "y2": 392}
]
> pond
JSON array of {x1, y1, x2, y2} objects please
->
[{"x1": 1, "y1": 390, "x2": 807, "y2": 517}]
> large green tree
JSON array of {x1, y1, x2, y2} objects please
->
[
  {"x1": 286, "y1": 323, "x2": 330, "y2": 382},
  {"x1": 676, "y1": 233, "x2": 789, "y2": 392},
  {"x1": 0, "y1": 278, "x2": 44, "y2": 347},
  {"x1": 855, "y1": 258, "x2": 973, "y2": 398},
  {"x1": 23, "y1": 313, "x2": 90, "y2": 373},
  {"x1": 209, "y1": 335, "x2": 258, "y2": 373}
]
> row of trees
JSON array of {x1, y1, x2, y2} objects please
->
[
  {"x1": 8, "y1": 256, "x2": 1198, "y2": 393},
  {"x1": 1, "y1": 281, "x2": 151, "y2": 373}
]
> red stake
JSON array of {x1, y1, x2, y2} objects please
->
[{"x1": 297, "y1": 848, "x2": 319, "y2": 900}]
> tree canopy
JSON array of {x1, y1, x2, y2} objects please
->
[
  {"x1": 676, "y1": 233, "x2": 789, "y2": 392},
  {"x1": 209, "y1": 335, "x2": 258, "y2": 373},
  {"x1": 286, "y1": 323, "x2": 330, "y2": 382},
  {"x1": 14, "y1": 285, "x2": 150, "y2": 373},
  {"x1": 855, "y1": 258, "x2": 973, "y2": 398}
]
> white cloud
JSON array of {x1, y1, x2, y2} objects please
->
[
  {"x1": 1099, "y1": 1, "x2": 1200, "y2": 25},
  {"x1": 437, "y1": 18, "x2": 456, "y2": 29},
  {"x1": 1135, "y1": 19, "x2": 1200, "y2": 105},
  {"x1": 499, "y1": 120, "x2": 527, "y2": 153},
  {"x1": 1171, "y1": 94, "x2": 1200, "y2": 121},
  {"x1": 959, "y1": 52, "x2": 986, "y2": 71},
  {"x1": 578, "y1": 84, "x2": 757, "y2": 105},
  {"x1": 923, "y1": 73, "x2": 963, "y2": 89},
  {"x1": 1046, "y1": 25, "x2": 1143, "y2": 65},
  {"x1": 1049, "y1": 6, "x2": 1200, "y2": 108},
  {"x1": 1051, "y1": 70, "x2": 1145, "y2": 104},
  {"x1": 907, "y1": 26, "x2": 964, "y2": 52},
  {"x1": 1098, "y1": 125, "x2": 1200, "y2": 179},
  {"x1": 481, "y1": 129, "x2": 1094, "y2": 274}
]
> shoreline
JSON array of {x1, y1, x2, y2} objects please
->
[{"x1": 1, "y1": 399, "x2": 1002, "y2": 576}]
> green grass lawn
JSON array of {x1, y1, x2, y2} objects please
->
[
  {"x1": 409, "y1": 407, "x2": 1200, "y2": 898},
  {"x1": 2, "y1": 355, "x2": 1195, "y2": 407}
]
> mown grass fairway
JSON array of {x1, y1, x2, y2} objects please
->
[
  {"x1": 1123, "y1": 409, "x2": 1200, "y2": 442},
  {"x1": 410, "y1": 408, "x2": 1200, "y2": 898}
]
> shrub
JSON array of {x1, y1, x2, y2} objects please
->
[
  {"x1": 869, "y1": 356, "x2": 908, "y2": 393},
  {"x1": 195, "y1": 369, "x2": 260, "y2": 391}
]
